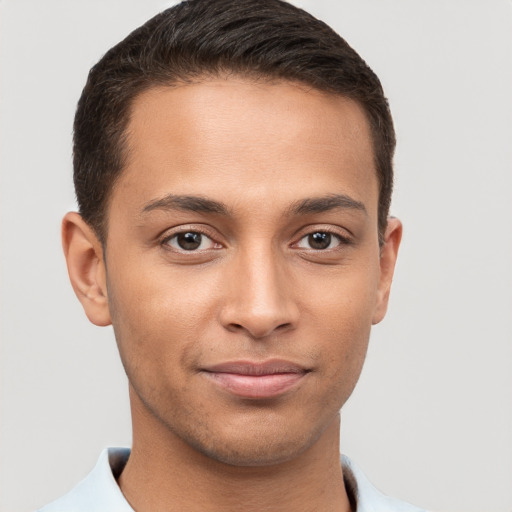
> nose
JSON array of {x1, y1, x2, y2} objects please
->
[{"x1": 219, "y1": 246, "x2": 300, "y2": 339}]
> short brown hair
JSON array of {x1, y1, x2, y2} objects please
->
[{"x1": 73, "y1": 0, "x2": 395, "y2": 244}]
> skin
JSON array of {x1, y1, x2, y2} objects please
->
[{"x1": 63, "y1": 78, "x2": 402, "y2": 512}]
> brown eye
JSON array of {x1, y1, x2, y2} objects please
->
[
  {"x1": 165, "y1": 231, "x2": 217, "y2": 251},
  {"x1": 177, "y1": 232, "x2": 202, "y2": 250},
  {"x1": 296, "y1": 231, "x2": 343, "y2": 250},
  {"x1": 308, "y1": 232, "x2": 332, "y2": 250}
]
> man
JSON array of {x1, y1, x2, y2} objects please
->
[{"x1": 39, "y1": 0, "x2": 424, "y2": 510}]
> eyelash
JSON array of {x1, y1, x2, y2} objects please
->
[
  {"x1": 159, "y1": 226, "x2": 352, "y2": 253},
  {"x1": 293, "y1": 228, "x2": 352, "y2": 251},
  {"x1": 160, "y1": 227, "x2": 221, "y2": 253}
]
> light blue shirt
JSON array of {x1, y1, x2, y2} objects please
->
[{"x1": 38, "y1": 448, "x2": 427, "y2": 512}]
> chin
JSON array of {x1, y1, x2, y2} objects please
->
[
  {"x1": 195, "y1": 438, "x2": 310, "y2": 467},
  {"x1": 181, "y1": 416, "x2": 330, "y2": 468}
]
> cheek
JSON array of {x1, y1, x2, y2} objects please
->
[
  {"x1": 108, "y1": 251, "x2": 218, "y2": 325},
  {"x1": 106, "y1": 256, "x2": 247, "y2": 409},
  {"x1": 303, "y1": 261, "x2": 378, "y2": 386},
  {"x1": 105, "y1": 262, "x2": 217, "y2": 373},
  {"x1": 305, "y1": 256, "x2": 380, "y2": 332},
  {"x1": 312, "y1": 310, "x2": 371, "y2": 415}
]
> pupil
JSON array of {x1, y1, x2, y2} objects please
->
[
  {"x1": 178, "y1": 232, "x2": 202, "y2": 250},
  {"x1": 309, "y1": 232, "x2": 331, "y2": 250}
]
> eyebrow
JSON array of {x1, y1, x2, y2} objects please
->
[
  {"x1": 288, "y1": 194, "x2": 367, "y2": 216},
  {"x1": 141, "y1": 194, "x2": 230, "y2": 216},
  {"x1": 140, "y1": 193, "x2": 366, "y2": 217}
]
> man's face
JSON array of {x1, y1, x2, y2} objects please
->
[{"x1": 100, "y1": 78, "x2": 396, "y2": 466}]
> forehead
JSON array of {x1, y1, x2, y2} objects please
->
[{"x1": 114, "y1": 78, "x2": 378, "y2": 219}]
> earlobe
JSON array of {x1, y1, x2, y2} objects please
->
[
  {"x1": 372, "y1": 217, "x2": 402, "y2": 325},
  {"x1": 62, "y1": 212, "x2": 112, "y2": 327}
]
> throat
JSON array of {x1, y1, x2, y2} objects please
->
[{"x1": 118, "y1": 422, "x2": 352, "y2": 512}]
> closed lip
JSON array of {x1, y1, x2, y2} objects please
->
[
  {"x1": 201, "y1": 359, "x2": 310, "y2": 399},
  {"x1": 203, "y1": 359, "x2": 309, "y2": 375}
]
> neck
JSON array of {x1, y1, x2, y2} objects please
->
[{"x1": 119, "y1": 392, "x2": 352, "y2": 512}]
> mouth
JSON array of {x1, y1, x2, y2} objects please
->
[{"x1": 201, "y1": 360, "x2": 310, "y2": 399}]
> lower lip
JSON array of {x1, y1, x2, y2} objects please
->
[{"x1": 203, "y1": 372, "x2": 306, "y2": 399}]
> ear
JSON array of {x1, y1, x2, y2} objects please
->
[
  {"x1": 62, "y1": 212, "x2": 111, "y2": 326},
  {"x1": 372, "y1": 217, "x2": 402, "y2": 325}
]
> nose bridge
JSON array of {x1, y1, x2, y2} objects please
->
[{"x1": 220, "y1": 239, "x2": 299, "y2": 338}]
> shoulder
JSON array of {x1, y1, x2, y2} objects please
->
[
  {"x1": 37, "y1": 448, "x2": 132, "y2": 512},
  {"x1": 342, "y1": 455, "x2": 428, "y2": 512}
]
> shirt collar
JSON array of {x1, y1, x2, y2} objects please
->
[
  {"x1": 40, "y1": 448, "x2": 425, "y2": 512},
  {"x1": 342, "y1": 455, "x2": 426, "y2": 512},
  {"x1": 39, "y1": 448, "x2": 134, "y2": 512}
]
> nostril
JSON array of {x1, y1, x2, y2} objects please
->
[{"x1": 226, "y1": 321, "x2": 293, "y2": 338}]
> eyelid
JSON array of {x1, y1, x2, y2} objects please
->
[
  {"x1": 158, "y1": 224, "x2": 224, "y2": 251},
  {"x1": 156, "y1": 224, "x2": 352, "y2": 253},
  {"x1": 291, "y1": 225, "x2": 353, "y2": 248}
]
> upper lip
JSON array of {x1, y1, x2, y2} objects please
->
[{"x1": 202, "y1": 359, "x2": 309, "y2": 376}]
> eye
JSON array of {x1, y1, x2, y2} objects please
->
[
  {"x1": 295, "y1": 231, "x2": 344, "y2": 250},
  {"x1": 164, "y1": 231, "x2": 219, "y2": 251}
]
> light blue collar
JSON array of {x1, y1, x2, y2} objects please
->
[{"x1": 39, "y1": 448, "x2": 426, "y2": 512}]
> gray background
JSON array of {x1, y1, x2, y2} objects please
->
[{"x1": 1, "y1": 1, "x2": 511, "y2": 511}]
